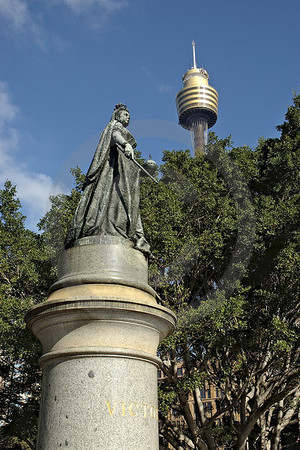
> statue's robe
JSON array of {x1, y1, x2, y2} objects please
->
[{"x1": 65, "y1": 120, "x2": 150, "y2": 256}]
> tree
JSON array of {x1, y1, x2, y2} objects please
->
[
  {"x1": 152, "y1": 96, "x2": 300, "y2": 449},
  {"x1": 0, "y1": 169, "x2": 85, "y2": 449},
  {"x1": 1, "y1": 96, "x2": 299, "y2": 449},
  {"x1": 37, "y1": 167, "x2": 85, "y2": 270},
  {"x1": 0, "y1": 181, "x2": 52, "y2": 449}
]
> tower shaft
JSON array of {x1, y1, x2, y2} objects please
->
[{"x1": 192, "y1": 117, "x2": 208, "y2": 156}]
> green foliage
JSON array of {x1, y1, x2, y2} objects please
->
[
  {"x1": 37, "y1": 167, "x2": 85, "y2": 270},
  {"x1": 155, "y1": 96, "x2": 300, "y2": 449},
  {"x1": 210, "y1": 423, "x2": 236, "y2": 448},
  {"x1": 1, "y1": 95, "x2": 300, "y2": 449},
  {"x1": 0, "y1": 168, "x2": 85, "y2": 448},
  {"x1": 0, "y1": 181, "x2": 48, "y2": 449},
  {"x1": 141, "y1": 147, "x2": 239, "y2": 305}
]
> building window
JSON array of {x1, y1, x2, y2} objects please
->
[
  {"x1": 177, "y1": 367, "x2": 183, "y2": 376},
  {"x1": 207, "y1": 389, "x2": 211, "y2": 398},
  {"x1": 203, "y1": 402, "x2": 212, "y2": 412},
  {"x1": 172, "y1": 408, "x2": 180, "y2": 417},
  {"x1": 200, "y1": 388, "x2": 206, "y2": 398},
  {"x1": 157, "y1": 370, "x2": 162, "y2": 379}
]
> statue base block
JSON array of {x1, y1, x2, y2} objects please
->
[{"x1": 51, "y1": 235, "x2": 156, "y2": 296}]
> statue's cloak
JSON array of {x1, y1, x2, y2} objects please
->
[{"x1": 65, "y1": 120, "x2": 150, "y2": 255}]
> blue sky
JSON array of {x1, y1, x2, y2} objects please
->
[{"x1": 0, "y1": 0, "x2": 299, "y2": 230}]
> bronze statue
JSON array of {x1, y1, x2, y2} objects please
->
[{"x1": 65, "y1": 104, "x2": 151, "y2": 256}]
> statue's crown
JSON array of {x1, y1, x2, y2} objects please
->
[{"x1": 114, "y1": 103, "x2": 128, "y2": 112}]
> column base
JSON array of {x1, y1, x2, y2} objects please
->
[{"x1": 25, "y1": 242, "x2": 176, "y2": 449}]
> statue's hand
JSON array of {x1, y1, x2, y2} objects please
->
[{"x1": 124, "y1": 143, "x2": 134, "y2": 159}]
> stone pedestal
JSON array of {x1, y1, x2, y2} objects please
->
[{"x1": 26, "y1": 238, "x2": 176, "y2": 450}]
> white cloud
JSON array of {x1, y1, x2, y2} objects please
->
[
  {"x1": 58, "y1": 0, "x2": 128, "y2": 14},
  {"x1": 0, "y1": 0, "x2": 44, "y2": 47},
  {"x1": 0, "y1": 82, "x2": 18, "y2": 130},
  {"x1": 0, "y1": 82, "x2": 63, "y2": 230},
  {"x1": 0, "y1": 0, "x2": 29, "y2": 29},
  {"x1": 157, "y1": 83, "x2": 172, "y2": 94},
  {"x1": 50, "y1": 0, "x2": 129, "y2": 30},
  {"x1": 0, "y1": 0, "x2": 31, "y2": 29},
  {"x1": 0, "y1": 0, "x2": 128, "y2": 44},
  {"x1": 141, "y1": 67, "x2": 173, "y2": 94}
]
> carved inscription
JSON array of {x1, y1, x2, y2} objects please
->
[{"x1": 106, "y1": 401, "x2": 158, "y2": 420}]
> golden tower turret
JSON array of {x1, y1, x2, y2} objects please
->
[{"x1": 176, "y1": 41, "x2": 218, "y2": 156}]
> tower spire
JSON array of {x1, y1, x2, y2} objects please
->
[{"x1": 192, "y1": 40, "x2": 197, "y2": 69}]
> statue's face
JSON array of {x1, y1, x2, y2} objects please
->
[{"x1": 118, "y1": 110, "x2": 130, "y2": 127}]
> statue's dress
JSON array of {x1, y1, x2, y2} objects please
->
[{"x1": 65, "y1": 119, "x2": 150, "y2": 256}]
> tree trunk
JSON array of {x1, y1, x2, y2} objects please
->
[
  {"x1": 259, "y1": 414, "x2": 268, "y2": 450},
  {"x1": 235, "y1": 441, "x2": 247, "y2": 450},
  {"x1": 270, "y1": 401, "x2": 283, "y2": 450},
  {"x1": 270, "y1": 428, "x2": 281, "y2": 450}
]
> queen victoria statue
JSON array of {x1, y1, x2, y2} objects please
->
[
  {"x1": 25, "y1": 105, "x2": 176, "y2": 450},
  {"x1": 65, "y1": 103, "x2": 151, "y2": 257}
]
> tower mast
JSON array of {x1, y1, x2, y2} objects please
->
[{"x1": 192, "y1": 40, "x2": 197, "y2": 69}]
